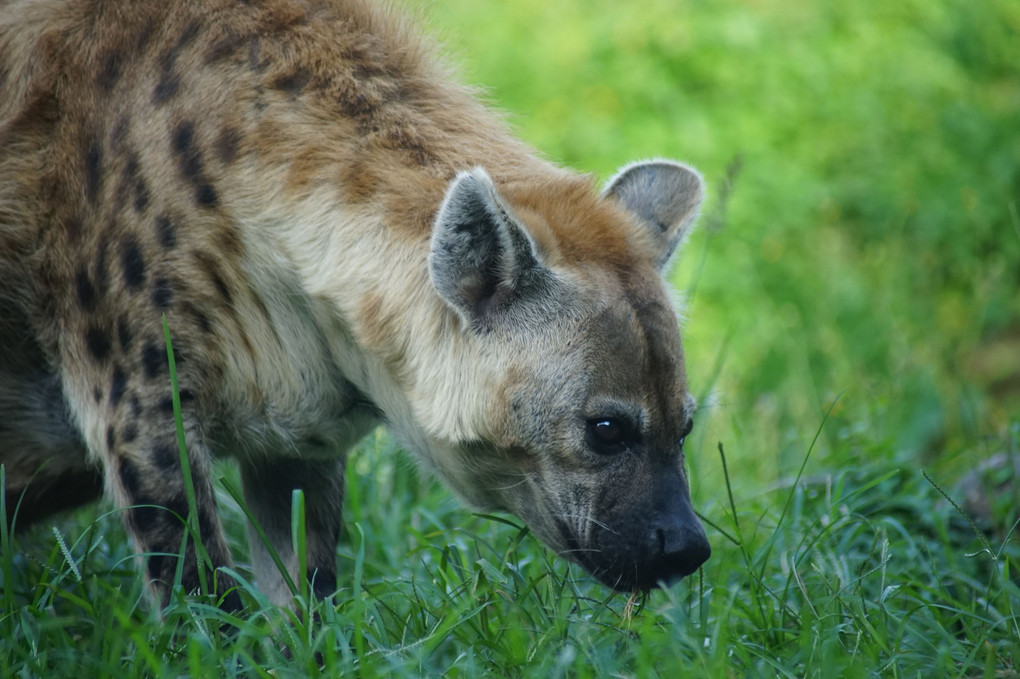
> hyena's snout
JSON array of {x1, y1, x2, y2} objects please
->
[
  {"x1": 639, "y1": 499, "x2": 711, "y2": 588},
  {"x1": 584, "y1": 477, "x2": 711, "y2": 591}
]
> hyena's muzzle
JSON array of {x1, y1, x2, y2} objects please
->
[
  {"x1": 508, "y1": 427, "x2": 710, "y2": 592},
  {"x1": 565, "y1": 465, "x2": 710, "y2": 592}
]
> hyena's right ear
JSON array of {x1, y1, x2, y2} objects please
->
[
  {"x1": 429, "y1": 168, "x2": 549, "y2": 328},
  {"x1": 603, "y1": 160, "x2": 705, "y2": 271}
]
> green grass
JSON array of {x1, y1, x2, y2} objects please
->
[
  {"x1": 3, "y1": 0, "x2": 1019, "y2": 676},
  {"x1": 4, "y1": 428, "x2": 1018, "y2": 676}
]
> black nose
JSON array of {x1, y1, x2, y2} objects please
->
[{"x1": 637, "y1": 520, "x2": 711, "y2": 589}]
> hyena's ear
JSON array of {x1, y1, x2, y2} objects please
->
[
  {"x1": 603, "y1": 160, "x2": 705, "y2": 271},
  {"x1": 429, "y1": 168, "x2": 549, "y2": 327}
]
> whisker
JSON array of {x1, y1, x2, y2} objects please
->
[
  {"x1": 486, "y1": 477, "x2": 530, "y2": 492},
  {"x1": 555, "y1": 512, "x2": 616, "y2": 535}
]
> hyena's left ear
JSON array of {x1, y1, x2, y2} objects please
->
[
  {"x1": 430, "y1": 168, "x2": 550, "y2": 328},
  {"x1": 603, "y1": 160, "x2": 705, "y2": 271}
]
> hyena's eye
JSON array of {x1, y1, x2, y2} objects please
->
[
  {"x1": 586, "y1": 417, "x2": 638, "y2": 455},
  {"x1": 679, "y1": 418, "x2": 694, "y2": 447}
]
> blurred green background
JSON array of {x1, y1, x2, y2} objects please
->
[
  {"x1": 413, "y1": 0, "x2": 1020, "y2": 495},
  {"x1": 4, "y1": 2, "x2": 1017, "y2": 675}
]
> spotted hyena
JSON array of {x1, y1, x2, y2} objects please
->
[{"x1": 0, "y1": 0, "x2": 710, "y2": 609}]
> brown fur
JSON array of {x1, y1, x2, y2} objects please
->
[{"x1": 1, "y1": 0, "x2": 709, "y2": 609}]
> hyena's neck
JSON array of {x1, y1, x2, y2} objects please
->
[{"x1": 235, "y1": 164, "x2": 504, "y2": 453}]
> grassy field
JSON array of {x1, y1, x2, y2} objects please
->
[{"x1": 3, "y1": 0, "x2": 1019, "y2": 676}]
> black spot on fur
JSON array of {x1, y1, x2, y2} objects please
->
[
  {"x1": 117, "y1": 316, "x2": 133, "y2": 350},
  {"x1": 136, "y1": 22, "x2": 154, "y2": 52},
  {"x1": 197, "y1": 254, "x2": 232, "y2": 303},
  {"x1": 133, "y1": 177, "x2": 150, "y2": 213},
  {"x1": 153, "y1": 72, "x2": 179, "y2": 104},
  {"x1": 171, "y1": 121, "x2": 219, "y2": 209},
  {"x1": 106, "y1": 424, "x2": 116, "y2": 450},
  {"x1": 166, "y1": 21, "x2": 201, "y2": 68},
  {"x1": 75, "y1": 268, "x2": 96, "y2": 311},
  {"x1": 152, "y1": 21, "x2": 200, "y2": 106},
  {"x1": 215, "y1": 227, "x2": 244, "y2": 257},
  {"x1": 130, "y1": 503, "x2": 159, "y2": 532},
  {"x1": 206, "y1": 34, "x2": 239, "y2": 64},
  {"x1": 271, "y1": 68, "x2": 310, "y2": 97},
  {"x1": 131, "y1": 494, "x2": 189, "y2": 536},
  {"x1": 142, "y1": 341, "x2": 165, "y2": 379},
  {"x1": 109, "y1": 115, "x2": 130, "y2": 152},
  {"x1": 215, "y1": 127, "x2": 240, "y2": 165},
  {"x1": 110, "y1": 365, "x2": 127, "y2": 406},
  {"x1": 118, "y1": 458, "x2": 143, "y2": 497},
  {"x1": 147, "y1": 553, "x2": 172, "y2": 582},
  {"x1": 385, "y1": 125, "x2": 437, "y2": 167},
  {"x1": 339, "y1": 90, "x2": 377, "y2": 121},
  {"x1": 175, "y1": 134, "x2": 202, "y2": 179},
  {"x1": 152, "y1": 443, "x2": 178, "y2": 471},
  {"x1": 85, "y1": 326, "x2": 111, "y2": 362},
  {"x1": 120, "y1": 236, "x2": 146, "y2": 289},
  {"x1": 64, "y1": 216, "x2": 83, "y2": 242},
  {"x1": 97, "y1": 51, "x2": 122, "y2": 90},
  {"x1": 117, "y1": 152, "x2": 150, "y2": 213},
  {"x1": 155, "y1": 214, "x2": 176, "y2": 248},
  {"x1": 123, "y1": 423, "x2": 139, "y2": 443},
  {"x1": 165, "y1": 495, "x2": 190, "y2": 519},
  {"x1": 93, "y1": 387, "x2": 102, "y2": 403},
  {"x1": 205, "y1": 29, "x2": 247, "y2": 64},
  {"x1": 130, "y1": 395, "x2": 142, "y2": 417},
  {"x1": 183, "y1": 302, "x2": 213, "y2": 334},
  {"x1": 171, "y1": 120, "x2": 195, "y2": 156},
  {"x1": 159, "y1": 389, "x2": 194, "y2": 415},
  {"x1": 152, "y1": 276, "x2": 172, "y2": 309},
  {"x1": 195, "y1": 183, "x2": 219, "y2": 207},
  {"x1": 130, "y1": 493, "x2": 188, "y2": 535},
  {"x1": 84, "y1": 138, "x2": 103, "y2": 204}
]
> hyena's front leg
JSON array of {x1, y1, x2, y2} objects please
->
[
  {"x1": 105, "y1": 413, "x2": 242, "y2": 611},
  {"x1": 240, "y1": 458, "x2": 345, "y2": 608}
]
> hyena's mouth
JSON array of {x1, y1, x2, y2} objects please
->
[{"x1": 554, "y1": 515, "x2": 711, "y2": 592}]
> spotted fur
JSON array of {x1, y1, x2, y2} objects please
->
[{"x1": 1, "y1": 0, "x2": 709, "y2": 608}]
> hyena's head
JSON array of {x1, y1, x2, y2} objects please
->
[{"x1": 426, "y1": 160, "x2": 710, "y2": 591}]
